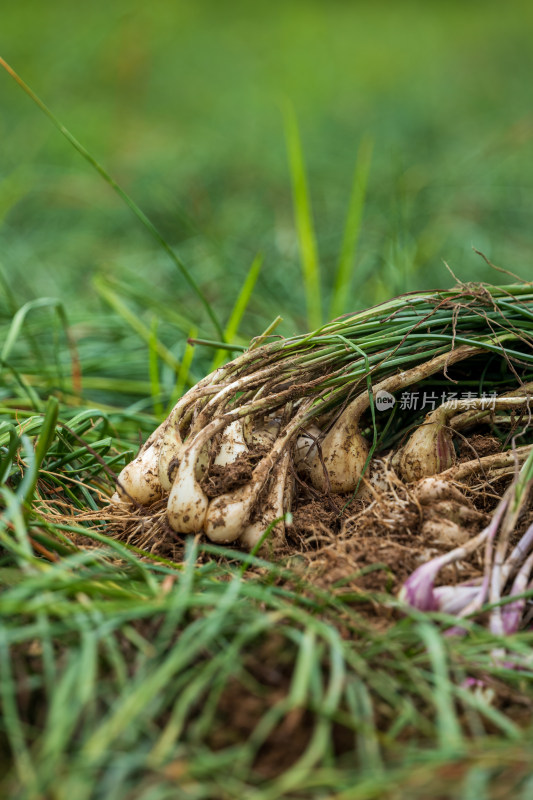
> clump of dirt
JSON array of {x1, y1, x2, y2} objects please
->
[
  {"x1": 200, "y1": 445, "x2": 270, "y2": 497},
  {"x1": 288, "y1": 497, "x2": 339, "y2": 546},
  {"x1": 200, "y1": 456, "x2": 253, "y2": 497},
  {"x1": 459, "y1": 433, "x2": 502, "y2": 460}
]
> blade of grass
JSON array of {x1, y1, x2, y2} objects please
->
[
  {"x1": 210, "y1": 252, "x2": 263, "y2": 370},
  {"x1": 346, "y1": 679, "x2": 383, "y2": 776},
  {"x1": 249, "y1": 314, "x2": 284, "y2": 349},
  {"x1": 239, "y1": 514, "x2": 292, "y2": 576},
  {"x1": 1, "y1": 485, "x2": 35, "y2": 562},
  {"x1": 272, "y1": 628, "x2": 346, "y2": 795},
  {"x1": 186, "y1": 337, "x2": 246, "y2": 352},
  {"x1": 1, "y1": 297, "x2": 80, "y2": 395},
  {"x1": 0, "y1": 426, "x2": 19, "y2": 485},
  {"x1": 0, "y1": 631, "x2": 38, "y2": 792},
  {"x1": 94, "y1": 277, "x2": 184, "y2": 380},
  {"x1": 19, "y1": 396, "x2": 59, "y2": 514},
  {"x1": 169, "y1": 325, "x2": 198, "y2": 408},
  {"x1": 283, "y1": 100, "x2": 322, "y2": 329},
  {"x1": 148, "y1": 316, "x2": 164, "y2": 419},
  {"x1": 417, "y1": 622, "x2": 464, "y2": 752},
  {"x1": 101, "y1": 273, "x2": 194, "y2": 335},
  {"x1": 329, "y1": 135, "x2": 373, "y2": 319},
  {"x1": 0, "y1": 57, "x2": 223, "y2": 339},
  {"x1": 39, "y1": 627, "x2": 97, "y2": 769},
  {"x1": 0, "y1": 263, "x2": 18, "y2": 314},
  {"x1": 287, "y1": 628, "x2": 317, "y2": 707}
]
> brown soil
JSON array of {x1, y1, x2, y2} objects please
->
[
  {"x1": 200, "y1": 445, "x2": 270, "y2": 497},
  {"x1": 459, "y1": 433, "x2": 502, "y2": 460},
  {"x1": 60, "y1": 426, "x2": 532, "y2": 629},
  {"x1": 200, "y1": 456, "x2": 253, "y2": 497}
]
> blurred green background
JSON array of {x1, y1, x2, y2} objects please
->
[{"x1": 1, "y1": 0, "x2": 533, "y2": 408}]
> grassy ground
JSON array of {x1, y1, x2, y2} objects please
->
[{"x1": 2, "y1": 1, "x2": 533, "y2": 797}]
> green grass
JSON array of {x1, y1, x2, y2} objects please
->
[
  {"x1": 2, "y1": 1, "x2": 533, "y2": 797},
  {"x1": 1, "y1": 405, "x2": 533, "y2": 799},
  {"x1": 2, "y1": 1, "x2": 533, "y2": 337}
]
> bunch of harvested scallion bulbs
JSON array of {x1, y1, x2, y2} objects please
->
[{"x1": 113, "y1": 283, "x2": 533, "y2": 559}]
